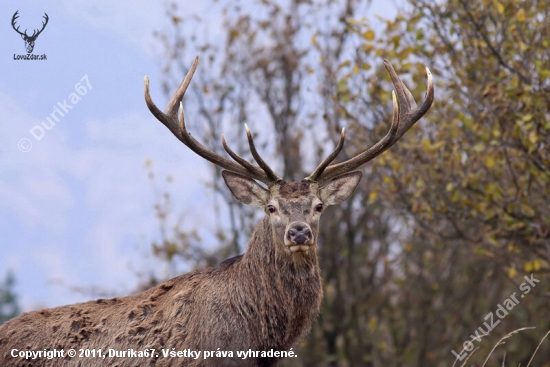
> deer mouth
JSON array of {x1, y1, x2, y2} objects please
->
[{"x1": 288, "y1": 244, "x2": 311, "y2": 253}]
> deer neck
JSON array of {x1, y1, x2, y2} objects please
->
[
  {"x1": 238, "y1": 216, "x2": 322, "y2": 346},
  {"x1": 243, "y1": 216, "x2": 320, "y2": 281}
]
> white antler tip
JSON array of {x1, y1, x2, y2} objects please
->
[
  {"x1": 392, "y1": 90, "x2": 398, "y2": 110},
  {"x1": 179, "y1": 102, "x2": 185, "y2": 121}
]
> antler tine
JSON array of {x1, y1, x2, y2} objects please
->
[
  {"x1": 384, "y1": 60, "x2": 434, "y2": 136},
  {"x1": 244, "y1": 124, "x2": 282, "y2": 182},
  {"x1": 144, "y1": 56, "x2": 280, "y2": 186},
  {"x1": 32, "y1": 13, "x2": 49, "y2": 37},
  {"x1": 309, "y1": 60, "x2": 434, "y2": 183},
  {"x1": 38, "y1": 13, "x2": 49, "y2": 34},
  {"x1": 222, "y1": 134, "x2": 262, "y2": 175},
  {"x1": 11, "y1": 11, "x2": 24, "y2": 36},
  {"x1": 304, "y1": 128, "x2": 346, "y2": 182}
]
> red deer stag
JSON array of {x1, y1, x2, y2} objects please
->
[{"x1": 0, "y1": 57, "x2": 433, "y2": 366}]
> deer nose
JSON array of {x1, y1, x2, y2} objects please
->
[{"x1": 287, "y1": 223, "x2": 312, "y2": 245}]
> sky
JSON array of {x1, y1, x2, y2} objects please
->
[{"x1": 0, "y1": 0, "x2": 396, "y2": 312}]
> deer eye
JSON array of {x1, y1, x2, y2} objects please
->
[
  {"x1": 267, "y1": 205, "x2": 276, "y2": 213},
  {"x1": 315, "y1": 203, "x2": 323, "y2": 212}
]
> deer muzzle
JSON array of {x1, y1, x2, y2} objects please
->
[{"x1": 285, "y1": 222, "x2": 313, "y2": 252}]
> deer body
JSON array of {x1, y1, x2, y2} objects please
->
[
  {"x1": 0, "y1": 57, "x2": 433, "y2": 366},
  {"x1": 1, "y1": 214, "x2": 322, "y2": 367}
]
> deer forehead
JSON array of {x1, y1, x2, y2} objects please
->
[
  {"x1": 269, "y1": 181, "x2": 320, "y2": 211},
  {"x1": 273, "y1": 181, "x2": 314, "y2": 198},
  {"x1": 271, "y1": 181, "x2": 324, "y2": 200}
]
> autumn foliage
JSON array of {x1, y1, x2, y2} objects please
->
[{"x1": 150, "y1": 0, "x2": 549, "y2": 365}]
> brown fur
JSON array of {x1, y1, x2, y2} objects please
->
[
  {"x1": 276, "y1": 181, "x2": 312, "y2": 199},
  {"x1": 0, "y1": 177, "x2": 342, "y2": 367}
]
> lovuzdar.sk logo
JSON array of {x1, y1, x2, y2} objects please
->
[{"x1": 12, "y1": 10, "x2": 48, "y2": 60}]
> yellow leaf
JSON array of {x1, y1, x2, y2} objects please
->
[
  {"x1": 522, "y1": 113, "x2": 534, "y2": 122},
  {"x1": 487, "y1": 234, "x2": 498, "y2": 246},
  {"x1": 508, "y1": 267, "x2": 517, "y2": 278},
  {"x1": 421, "y1": 138, "x2": 431, "y2": 151},
  {"x1": 433, "y1": 141, "x2": 445, "y2": 150},
  {"x1": 495, "y1": 1, "x2": 505, "y2": 14},
  {"x1": 517, "y1": 9, "x2": 526, "y2": 22},
  {"x1": 528, "y1": 130, "x2": 538, "y2": 144},
  {"x1": 519, "y1": 41, "x2": 528, "y2": 52},
  {"x1": 362, "y1": 44, "x2": 373, "y2": 53},
  {"x1": 473, "y1": 142, "x2": 486, "y2": 152},
  {"x1": 485, "y1": 156, "x2": 495, "y2": 168},
  {"x1": 369, "y1": 191, "x2": 378, "y2": 200},
  {"x1": 361, "y1": 61, "x2": 372, "y2": 70},
  {"x1": 363, "y1": 30, "x2": 375, "y2": 41},
  {"x1": 525, "y1": 261, "x2": 533, "y2": 272},
  {"x1": 390, "y1": 159, "x2": 401, "y2": 170}
]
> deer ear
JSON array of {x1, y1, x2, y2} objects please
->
[
  {"x1": 222, "y1": 170, "x2": 270, "y2": 207},
  {"x1": 319, "y1": 171, "x2": 362, "y2": 206}
]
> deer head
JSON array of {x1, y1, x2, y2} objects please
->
[
  {"x1": 144, "y1": 57, "x2": 433, "y2": 261},
  {"x1": 12, "y1": 11, "x2": 49, "y2": 54}
]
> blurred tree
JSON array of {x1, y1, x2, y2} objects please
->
[
  {"x1": 352, "y1": 0, "x2": 550, "y2": 364},
  {"x1": 148, "y1": 0, "x2": 549, "y2": 365},
  {"x1": 0, "y1": 271, "x2": 20, "y2": 325}
]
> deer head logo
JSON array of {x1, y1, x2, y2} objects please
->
[{"x1": 11, "y1": 11, "x2": 49, "y2": 54}]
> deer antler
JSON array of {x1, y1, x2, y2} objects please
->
[
  {"x1": 32, "y1": 13, "x2": 49, "y2": 39},
  {"x1": 11, "y1": 12, "x2": 49, "y2": 39},
  {"x1": 11, "y1": 11, "x2": 25, "y2": 37},
  {"x1": 305, "y1": 60, "x2": 434, "y2": 183},
  {"x1": 144, "y1": 56, "x2": 282, "y2": 186}
]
